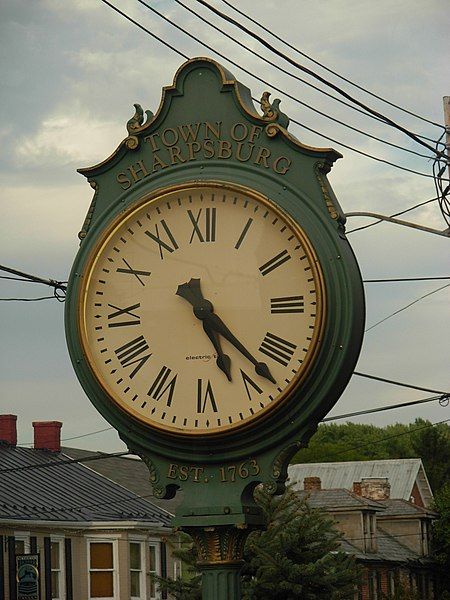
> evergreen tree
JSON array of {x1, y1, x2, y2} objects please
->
[
  {"x1": 155, "y1": 486, "x2": 359, "y2": 599},
  {"x1": 240, "y1": 486, "x2": 358, "y2": 599}
]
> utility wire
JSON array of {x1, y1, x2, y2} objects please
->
[
  {"x1": 364, "y1": 283, "x2": 450, "y2": 332},
  {"x1": 0, "y1": 450, "x2": 131, "y2": 474},
  {"x1": 170, "y1": 0, "x2": 433, "y2": 160},
  {"x1": 0, "y1": 296, "x2": 56, "y2": 302},
  {"x1": 99, "y1": 0, "x2": 445, "y2": 181},
  {"x1": 217, "y1": 0, "x2": 444, "y2": 130},
  {"x1": 353, "y1": 372, "x2": 449, "y2": 396},
  {"x1": 194, "y1": 0, "x2": 445, "y2": 157},
  {"x1": 346, "y1": 195, "x2": 439, "y2": 234},
  {"x1": 363, "y1": 276, "x2": 450, "y2": 283},
  {"x1": 323, "y1": 394, "x2": 449, "y2": 422},
  {"x1": 16, "y1": 393, "x2": 449, "y2": 445},
  {"x1": 331, "y1": 418, "x2": 450, "y2": 457}
]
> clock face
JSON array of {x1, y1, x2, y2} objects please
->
[{"x1": 79, "y1": 182, "x2": 325, "y2": 435}]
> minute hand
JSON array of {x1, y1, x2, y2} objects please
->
[{"x1": 206, "y1": 313, "x2": 276, "y2": 384}]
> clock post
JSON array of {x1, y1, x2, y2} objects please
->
[{"x1": 65, "y1": 58, "x2": 365, "y2": 599}]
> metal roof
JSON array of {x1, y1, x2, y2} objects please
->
[
  {"x1": 62, "y1": 447, "x2": 182, "y2": 515},
  {"x1": 288, "y1": 459, "x2": 433, "y2": 507},
  {"x1": 0, "y1": 445, "x2": 171, "y2": 526}
]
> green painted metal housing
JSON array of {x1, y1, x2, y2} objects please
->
[{"x1": 65, "y1": 58, "x2": 365, "y2": 529}]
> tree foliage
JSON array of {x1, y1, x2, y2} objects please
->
[
  {"x1": 156, "y1": 487, "x2": 358, "y2": 599},
  {"x1": 291, "y1": 419, "x2": 450, "y2": 490},
  {"x1": 432, "y1": 482, "x2": 450, "y2": 597},
  {"x1": 240, "y1": 486, "x2": 358, "y2": 599}
]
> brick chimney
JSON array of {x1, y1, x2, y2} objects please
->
[
  {"x1": 304, "y1": 476, "x2": 322, "y2": 491},
  {"x1": 360, "y1": 477, "x2": 390, "y2": 501},
  {"x1": 0, "y1": 414, "x2": 17, "y2": 446},
  {"x1": 33, "y1": 421, "x2": 62, "y2": 452},
  {"x1": 353, "y1": 481, "x2": 362, "y2": 496}
]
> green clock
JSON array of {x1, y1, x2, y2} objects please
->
[{"x1": 78, "y1": 181, "x2": 325, "y2": 436}]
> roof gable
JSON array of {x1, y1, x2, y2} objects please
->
[{"x1": 288, "y1": 459, "x2": 433, "y2": 506}]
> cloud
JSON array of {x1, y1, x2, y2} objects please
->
[{"x1": 14, "y1": 108, "x2": 124, "y2": 167}]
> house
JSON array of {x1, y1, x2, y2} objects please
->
[
  {"x1": 0, "y1": 414, "x2": 179, "y2": 600},
  {"x1": 289, "y1": 462, "x2": 437, "y2": 599},
  {"x1": 288, "y1": 458, "x2": 433, "y2": 507}
]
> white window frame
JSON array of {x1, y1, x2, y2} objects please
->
[
  {"x1": 50, "y1": 535, "x2": 66, "y2": 600},
  {"x1": 14, "y1": 531, "x2": 30, "y2": 554},
  {"x1": 86, "y1": 535, "x2": 119, "y2": 600},
  {"x1": 129, "y1": 538, "x2": 146, "y2": 600},
  {"x1": 147, "y1": 540, "x2": 161, "y2": 600}
]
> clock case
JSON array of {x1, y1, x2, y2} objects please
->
[{"x1": 65, "y1": 58, "x2": 365, "y2": 528}]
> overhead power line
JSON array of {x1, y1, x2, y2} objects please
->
[
  {"x1": 16, "y1": 391, "x2": 448, "y2": 445},
  {"x1": 216, "y1": 0, "x2": 444, "y2": 129},
  {"x1": 364, "y1": 283, "x2": 450, "y2": 332},
  {"x1": 353, "y1": 372, "x2": 449, "y2": 396},
  {"x1": 0, "y1": 451, "x2": 131, "y2": 475},
  {"x1": 363, "y1": 276, "x2": 450, "y2": 283},
  {"x1": 332, "y1": 418, "x2": 450, "y2": 457},
  {"x1": 171, "y1": 0, "x2": 433, "y2": 160},
  {"x1": 346, "y1": 195, "x2": 440, "y2": 234},
  {"x1": 99, "y1": 0, "x2": 446, "y2": 181},
  {"x1": 0, "y1": 296, "x2": 56, "y2": 302},
  {"x1": 193, "y1": 0, "x2": 445, "y2": 157},
  {"x1": 323, "y1": 394, "x2": 449, "y2": 422}
]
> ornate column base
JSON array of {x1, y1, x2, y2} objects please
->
[{"x1": 183, "y1": 524, "x2": 253, "y2": 600}]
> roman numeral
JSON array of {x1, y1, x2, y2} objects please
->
[
  {"x1": 234, "y1": 218, "x2": 253, "y2": 249},
  {"x1": 197, "y1": 379, "x2": 218, "y2": 413},
  {"x1": 259, "y1": 332, "x2": 297, "y2": 366},
  {"x1": 115, "y1": 335, "x2": 151, "y2": 378},
  {"x1": 145, "y1": 220, "x2": 179, "y2": 259},
  {"x1": 270, "y1": 295, "x2": 304, "y2": 314},
  {"x1": 107, "y1": 303, "x2": 141, "y2": 328},
  {"x1": 240, "y1": 370, "x2": 263, "y2": 401},
  {"x1": 147, "y1": 366, "x2": 177, "y2": 406},
  {"x1": 116, "y1": 258, "x2": 151, "y2": 286},
  {"x1": 259, "y1": 249, "x2": 291, "y2": 276},
  {"x1": 188, "y1": 208, "x2": 216, "y2": 243}
]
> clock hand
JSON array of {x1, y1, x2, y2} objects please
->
[
  {"x1": 203, "y1": 320, "x2": 232, "y2": 381},
  {"x1": 176, "y1": 278, "x2": 232, "y2": 381},
  {"x1": 176, "y1": 278, "x2": 275, "y2": 384},
  {"x1": 206, "y1": 312, "x2": 276, "y2": 384}
]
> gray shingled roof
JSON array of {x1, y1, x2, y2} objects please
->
[
  {"x1": 0, "y1": 445, "x2": 171, "y2": 526},
  {"x1": 297, "y1": 488, "x2": 384, "y2": 511},
  {"x1": 377, "y1": 499, "x2": 436, "y2": 518},
  {"x1": 339, "y1": 528, "x2": 429, "y2": 564},
  {"x1": 288, "y1": 459, "x2": 433, "y2": 506},
  {"x1": 62, "y1": 447, "x2": 182, "y2": 515}
]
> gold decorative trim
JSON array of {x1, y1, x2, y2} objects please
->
[
  {"x1": 124, "y1": 103, "x2": 154, "y2": 151},
  {"x1": 184, "y1": 525, "x2": 250, "y2": 565},
  {"x1": 77, "y1": 180, "x2": 326, "y2": 438},
  {"x1": 78, "y1": 57, "x2": 341, "y2": 176},
  {"x1": 314, "y1": 162, "x2": 340, "y2": 220},
  {"x1": 78, "y1": 180, "x2": 99, "y2": 241}
]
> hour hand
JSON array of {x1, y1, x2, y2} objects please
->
[
  {"x1": 203, "y1": 320, "x2": 232, "y2": 381},
  {"x1": 176, "y1": 278, "x2": 204, "y2": 307}
]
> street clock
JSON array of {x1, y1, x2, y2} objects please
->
[{"x1": 65, "y1": 59, "x2": 364, "y2": 579}]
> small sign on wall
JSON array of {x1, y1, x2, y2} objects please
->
[{"x1": 16, "y1": 554, "x2": 40, "y2": 600}]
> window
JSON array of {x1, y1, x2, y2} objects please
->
[
  {"x1": 148, "y1": 543, "x2": 161, "y2": 600},
  {"x1": 89, "y1": 540, "x2": 116, "y2": 599},
  {"x1": 14, "y1": 533, "x2": 30, "y2": 555},
  {"x1": 129, "y1": 542, "x2": 144, "y2": 599},
  {"x1": 51, "y1": 537, "x2": 65, "y2": 599}
]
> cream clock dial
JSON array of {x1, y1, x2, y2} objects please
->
[{"x1": 79, "y1": 183, "x2": 325, "y2": 435}]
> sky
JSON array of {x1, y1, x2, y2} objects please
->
[{"x1": 1, "y1": 0, "x2": 449, "y2": 452}]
